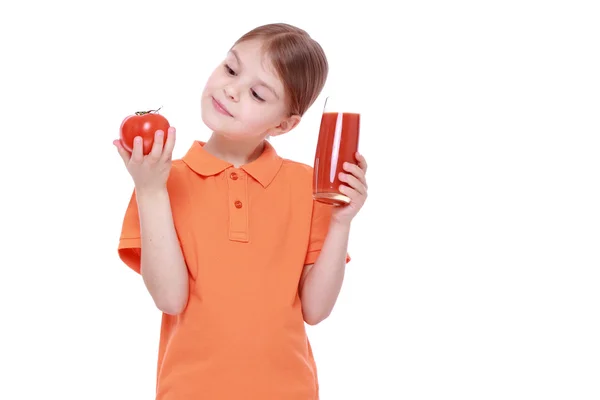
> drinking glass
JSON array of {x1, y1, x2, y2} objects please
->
[{"x1": 313, "y1": 97, "x2": 361, "y2": 206}]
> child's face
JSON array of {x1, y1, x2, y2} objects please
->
[{"x1": 201, "y1": 39, "x2": 299, "y2": 141}]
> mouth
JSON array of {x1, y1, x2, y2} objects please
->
[{"x1": 212, "y1": 97, "x2": 233, "y2": 117}]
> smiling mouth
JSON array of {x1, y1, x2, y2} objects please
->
[{"x1": 212, "y1": 97, "x2": 233, "y2": 117}]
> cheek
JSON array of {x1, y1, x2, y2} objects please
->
[
  {"x1": 203, "y1": 70, "x2": 223, "y2": 92},
  {"x1": 239, "y1": 105, "x2": 274, "y2": 127}
]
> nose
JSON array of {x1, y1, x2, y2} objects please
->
[{"x1": 224, "y1": 85, "x2": 239, "y2": 102}]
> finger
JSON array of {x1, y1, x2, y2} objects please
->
[
  {"x1": 339, "y1": 184, "x2": 365, "y2": 204},
  {"x1": 160, "y1": 126, "x2": 176, "y2": 162},
  {"x1": 356, "y1": 152, "x2": 368, "y2": 173},
  {"x1": 339, "y1": 172, "x2": 367, "y2": 195},
  {"x1": 113, "y1": 139, "x2": 131, "y2": 165},
  {"x1": 148, "y1": 130, "x2": 164, "y2": 161},
  {"x1": 343, "y1": 162, "x2": 368, "y2": 189},
  {"x1": 130, "y1": 136, "x2": 144, "y2": 164}
]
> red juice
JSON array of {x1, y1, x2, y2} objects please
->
[{"x1": 313, "y1": 112, "x2": 360, "y2": 206}]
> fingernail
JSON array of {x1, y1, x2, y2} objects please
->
[{"x1": 157, "y1": 130, "x2": 163, "y2": 136}]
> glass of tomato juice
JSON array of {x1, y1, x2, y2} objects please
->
[{"x1": 312, "y1": 97, "x2": 361, "y2": 206}]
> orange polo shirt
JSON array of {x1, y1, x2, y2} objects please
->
[{"x1": 118, "y1": 140, "x2": 350, "y2": 400}]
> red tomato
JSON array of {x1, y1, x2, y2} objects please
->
[{"x1": 119, "y1": 108, "x2": 170, "y2": 155}]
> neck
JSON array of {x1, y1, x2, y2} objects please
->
[{"x1": 203, "y1": 133, "x2": 266, "y2": 167}]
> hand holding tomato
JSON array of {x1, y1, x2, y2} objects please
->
[
  {"x1": 114, "y1": 126, "x2": 177, "y2": 194},
  {"x1": 120, "y1": 108, "x2": 170, "y2": 155}
]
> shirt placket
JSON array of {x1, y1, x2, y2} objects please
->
[{"x1": 226, "y1": 168, "x2": 249, "y2": 242}]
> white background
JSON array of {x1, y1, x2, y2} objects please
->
[{"x1": 1, "y1": 0, "x2": 599, "y2": 399}]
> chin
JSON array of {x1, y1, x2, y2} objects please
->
[
  {"x1": 201, "y1": 109, "x2": 236, "y2": 139},
  {"x1": 200, "y1": 107, "x2": 217, "y2": 132},
  {"x1": 200, "y1": 96, "x2": 223, "y2": 132}
]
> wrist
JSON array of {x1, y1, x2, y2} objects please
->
[
  {"x1": 329, "y1": 217, "x2": 351, "y2": 232},
  {"x1": 135, "y1": 186, "x2": 169, "y2": 201}
]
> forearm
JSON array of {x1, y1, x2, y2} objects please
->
[
  {"x1": 300, "y1": 220, "x2": 350, "y2": 325},
  {"x1": 137, "y1": 188, "x2": 188, "y2": 315}
]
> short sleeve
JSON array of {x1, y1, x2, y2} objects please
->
[
  {"x1": 304, "y1": 200, "x2": 351, "y2": 265},
  {"x1": 117, "y1": 190, "x2": 142, "y2": 274}
]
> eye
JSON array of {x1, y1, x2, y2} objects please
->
[
  {"x1": 251, "y1": 89, "x2": 265, "y2": 102},
  {"x1": 224, "y1": 64, "x2": 236, "y2": 76}
]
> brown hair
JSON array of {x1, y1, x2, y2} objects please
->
[{"x1": 233, "y1": 23, "x2": 328, "y2": 117}]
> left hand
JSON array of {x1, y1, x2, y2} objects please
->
[{"x1": 331, "y1": 152, "x2": 368, "y2": 225}]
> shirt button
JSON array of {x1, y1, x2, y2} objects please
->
[
  {"x1": 230, "y1": 172, "x2": 238, "y2": 180},
  {"x1": 234, "y1": 200, "x2": 243, "y2": 209}
]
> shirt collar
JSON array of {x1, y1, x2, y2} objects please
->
[{"x1": 182, "y1": 140, "x2": 283, "y2": 188}]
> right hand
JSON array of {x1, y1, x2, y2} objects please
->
[{"x1": 114, "y1": 126, "x2": 176, "y2": 193}]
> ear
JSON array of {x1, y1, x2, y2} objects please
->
[{"x1": 269, "y1": 115, "x2": 301, "y2": 137}]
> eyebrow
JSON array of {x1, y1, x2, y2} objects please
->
[{"x1": 229, "y1": 49, "x2": 280, "y2": 99}]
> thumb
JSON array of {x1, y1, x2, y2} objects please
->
[{"x1": 114, "y1": 139, "x2": 131, "y2": 165}]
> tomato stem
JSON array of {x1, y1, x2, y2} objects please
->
[{"x1": 135, "y1": 106, "x2": 163, "y2": 116}]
